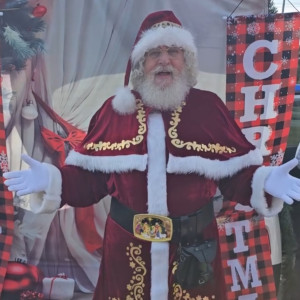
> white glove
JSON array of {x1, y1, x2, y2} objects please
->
[
  {"x1": 3, "y1": 154, "x2": 50, "y2": 197},
  {"x1": 264, "y1": 158, "x2": 300, "y2": 205}
]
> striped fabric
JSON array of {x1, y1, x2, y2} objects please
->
[{"x1": 0, "y1": 73, "x2": 14, "y2": 296}]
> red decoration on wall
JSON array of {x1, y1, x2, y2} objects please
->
[{"x1": 32, "y1": 4, "x2": 47, "y2": 18}]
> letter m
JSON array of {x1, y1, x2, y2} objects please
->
[{"x1": 227, "y1": 255, "x2": 262, "y2": 292}]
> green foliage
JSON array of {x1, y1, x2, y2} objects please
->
[
  {"x1": 268, "y1": 0, "x2": 279, "y2": 14},
  {"x1": 0, "y1": 1, "x2": 45, "y2": 72}
]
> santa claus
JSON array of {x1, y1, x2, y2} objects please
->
[{"x1": 4, "y1": 10, "x2": 300, "y2": 300}]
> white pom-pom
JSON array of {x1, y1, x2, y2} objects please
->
[
  {"x1": 21, "y1": 104, "x2": 38, "y2": 120},
  {"x1": 112, "y1": 86, "x2": 136, "y2": 115}
]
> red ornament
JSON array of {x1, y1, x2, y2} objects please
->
[
  {"x1": 3, "y1": 262, "x2": 44, "y2": 293},
  {"x1": 32, "y1": 4, "x2": 47, "y2": 18}
]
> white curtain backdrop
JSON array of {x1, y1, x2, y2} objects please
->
[{"x1": 2, "y1": 0, "x2": 268, "y2": 293}]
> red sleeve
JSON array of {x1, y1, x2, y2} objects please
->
[
  {"x1": 218, "y1": 165, "x2": 260, "y2": 206},
  {"x1": 60, "y1": 165, "x2": 109, "y2": 207}
]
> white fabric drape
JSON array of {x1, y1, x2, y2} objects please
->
[{"x1": 2, "y1": 0, "x2": 268, "y2": 292}]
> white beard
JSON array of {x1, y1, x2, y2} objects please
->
[{"x1": 135, "y1": 66, "x2": 190, "y2": 111}]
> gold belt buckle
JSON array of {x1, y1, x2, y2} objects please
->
[{"x1": 133, "y1": 214, "x2": 173, "y2": 242}]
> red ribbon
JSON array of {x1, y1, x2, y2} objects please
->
[
  {"x1": 48, "y1": 273, "x2": 67, "y2": 299},
  {"x1": 40, "y1": 127, "x2": 86, "y2": 166},
  {"x1": 32, "y1": 91, "x2": 86, "y2": 166}
]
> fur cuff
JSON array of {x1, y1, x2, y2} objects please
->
[
  {"x1": 112, "y1": 86, "x2": 136, "y2": 115},
  {"x1": 30, "y1": 163, "x2": 62, "y2": 214},
  {"x1": 250, "y1": 166, "x2": 284, "y2": 217}
]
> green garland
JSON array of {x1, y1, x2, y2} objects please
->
[{"x1": 0, "y1": 1, "x2": 45, "y2": 72}]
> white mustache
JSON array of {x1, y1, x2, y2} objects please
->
[{"x1": 153, "y1": 66, "x2": 175, "y2": 75}]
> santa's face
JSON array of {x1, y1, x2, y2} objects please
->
[
  {"x1": 143, "y1": 46, "x2": 185, "y2": 89},
  {"x1": 131, "y1": 45, "x2": 192, "y2": 111}
]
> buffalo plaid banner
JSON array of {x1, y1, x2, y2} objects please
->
[
  {"x1": 217, "y1": 202, "x2": 277, "y2": 300},
  {"x1": 226, "y1": 13, "x2": 300, "y2": 166},
  {"x1": 0, "y1": 69, "x2": 14, "y2": 294}
]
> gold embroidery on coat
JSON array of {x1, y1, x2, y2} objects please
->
[
  {"x1": 84, "y1": 99, "x2": 146, "y2": 151},
  {"x1": 168, "y1": 103, "x2": 236, "y2": 154},
  {"x1": 126, "y1": 243, "x2": 146, "y2": 299},
  {"x1": 172, "y1": 261, "x2": 178, "y2": 275},
  {"x1": 173, "y1": 283, "x2": 216, "y2": 300},
  {"x1": 108, "y1": 242, "x2": 146, "y2": 300}
]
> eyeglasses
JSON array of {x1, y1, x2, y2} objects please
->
[{"x1": 145, "y1": 46, "x2": 184, "y2": 60}]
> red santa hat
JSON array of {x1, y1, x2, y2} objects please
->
[{"x1": 112, "y1": 10, "x2": 198, "y2": 115}]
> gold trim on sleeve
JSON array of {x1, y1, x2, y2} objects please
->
[
  {"x1": 168, "y1": 103, "x2": 236, "y2": 154},
  {"x1": 84, "y1": 99, "x2": 146, "y2": 151}
]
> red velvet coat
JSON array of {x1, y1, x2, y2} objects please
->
[{"x1": 60, "y1": 88, "x2": 265, "y2": 300}]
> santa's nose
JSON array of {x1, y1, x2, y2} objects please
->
[{"x1": 157, "y1": 51, "x2": 171, "y2": 65}]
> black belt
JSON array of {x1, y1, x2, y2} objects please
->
[{"x1": 110, "y1": 197, "x2": 214, "y2": 245}]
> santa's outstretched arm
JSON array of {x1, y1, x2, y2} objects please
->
[{"x1": 264, "y1": 158, "x2": 300, "y2": 205}]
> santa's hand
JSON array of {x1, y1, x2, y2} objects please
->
[
  {"x1": 3, "y1": 154, "x2": 50, "y2": 197},
  {"x1": 264, "y1": 158, "x2": 300, "y2": 205}
]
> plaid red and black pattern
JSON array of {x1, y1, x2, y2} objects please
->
[
  {"x1": 0, "y1": 73, "x2": 14, "y2": 295},
  {"x1": 226, "y1": 13, "x2": 300, "y2": 166},
  {"x1": 217, "y1": 201, "x2": 277, "y2": 300}
]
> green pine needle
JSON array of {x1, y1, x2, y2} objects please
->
[{"x1": 3, "y1": 25, "x2": 34, "y2": 60}]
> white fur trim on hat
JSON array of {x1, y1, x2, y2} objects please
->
[
  {"x1": 250, "y1": 166, "x2": 284, "y2": 217},
  {"x1": 112, "y1": 86, "x2": 136, "y2": 115},
  {"x1": 131, "y1": 26, "x2": 197, "y2": 66}
]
